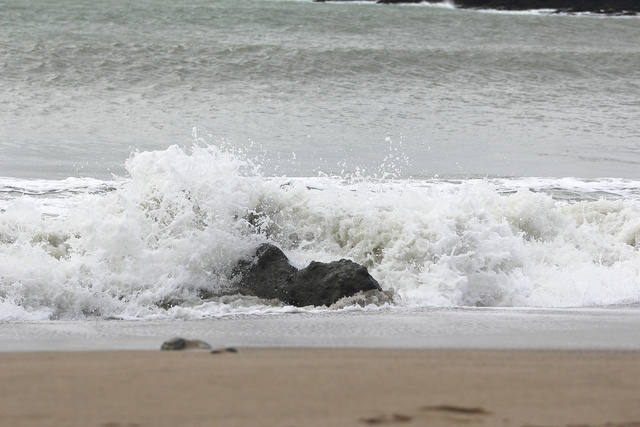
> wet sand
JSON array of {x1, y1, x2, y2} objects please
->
[{"x1": 1, "y1": 348, "x2": 639, "y2": 427}]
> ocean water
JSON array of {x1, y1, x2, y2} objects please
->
[{"x1": 1, "y1": 0, "x2": 640, "y2": 349}]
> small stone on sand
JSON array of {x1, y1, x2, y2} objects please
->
[{"x1": 160, "y1": 337, "x2": 213, "y2": 351}]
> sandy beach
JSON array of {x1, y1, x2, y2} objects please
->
[{"x1": 1, "y1": 348, "x2": 639, "y2": 427}]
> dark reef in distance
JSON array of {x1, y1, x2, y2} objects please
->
[
  {"x1": 314, "y1": 0, "x2": 639, "y2": 14},
  {"x1": 451, "y1": 0, "x2": 639, "y2": 14}
]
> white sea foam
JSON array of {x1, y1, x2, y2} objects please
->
[{"x1": 2, "y1": 145, "x2": 640, "y2": 320}]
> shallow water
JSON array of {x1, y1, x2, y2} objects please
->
[
  {"x1": 2, "y1": 307, "x2": 640, "y2": 351},
  {"x1": 2, "y1": 0, "x2": 639, "y2": 179}
]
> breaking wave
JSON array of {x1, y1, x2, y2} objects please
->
[{"x1": 2, "y1": 144, "x2": 640, "y2": 320}]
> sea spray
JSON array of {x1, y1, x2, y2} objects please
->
[{"x1": 1, "y1": 145, "x2": 268, "y2": 320}]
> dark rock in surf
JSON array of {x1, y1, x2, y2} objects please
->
[
  {"x1": 232, "y1": 243, "x2": 382, "y2": 307},
  {"x1": 233, "y1": 243, "x2": 298, "y2": 302},
  {"x1": 292, "y1": 259, "x2": 383, "y2": 307}
]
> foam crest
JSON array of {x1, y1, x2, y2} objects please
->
[
  {"x1": 1, "y1": 145, "x2": 267, "y2": 320},
  {"x1": 256, "y1": 178, "x2": 640, "y2": 308}
]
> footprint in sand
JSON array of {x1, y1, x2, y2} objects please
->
[
  {"x1": 359, "y1": 413, "x2": 413, "y2": 424},
  {"x1": 102, "y1": 423, "x2": 141, "y2": 427},
  {"x1": 360, "y1": 404, "x2": 491, "y2": 425},
  {"x1": 421, "y1": 405, "x2": 493, "y2": 424},
  {"x1": 422, "y1": 404, "x2": 491, "y2": 415}
]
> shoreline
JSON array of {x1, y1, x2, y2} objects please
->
[
  {"x1": 2, "y1": 348, "x2": 640, "y2": 427},
  {"x1": 4, "y1": 307, "x2": 640, "y2": 352}
]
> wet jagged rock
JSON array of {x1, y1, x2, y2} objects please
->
[
  {"x1": 233, "y1": 243, "x2": 297, "y2": 302},
  {"x1": 232, "y1": 243, "x2": 383, "y2": 307}
]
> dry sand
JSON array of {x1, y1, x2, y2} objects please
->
[{"x1": 1, "y1": 348, "x2": 639, "y2": 427}]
